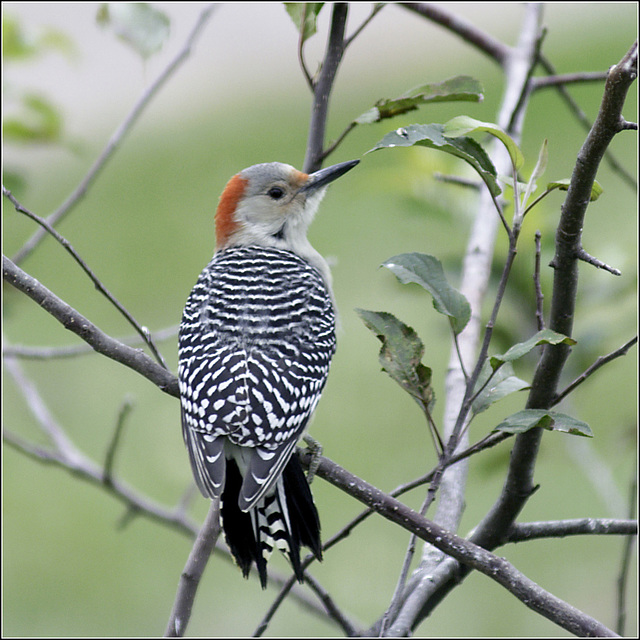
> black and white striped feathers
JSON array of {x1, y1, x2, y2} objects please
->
[{"x1": 178, "y1": 246, "x2": 334, "y2": 586}]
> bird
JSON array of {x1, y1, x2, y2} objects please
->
[{"x1": 178, "y1": 158, "x2": 359, "y2": 587}]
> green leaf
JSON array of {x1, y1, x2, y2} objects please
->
[
  {"x1": 3, "y1": 94, "x2": 63, "y2": 144},
  {"x1": 443, "y1": 115, "x2": 524, "y2": 171},
  {"x1": 97, "y1": 3, "x2": 170, "y2": 59},
  {"x1": 546, "y1": 179, "x2": 603, "y2": 202},
  {"x1": 369, "y1": 123, "x2": 501, "y2": 197},
  {"x1": 355, "y1": 76, "x2": 483, "y2": 124},
  {"x1": 356, "y1": 309, "x2": 434, "y2": 411},
  {"x1": 472, "y1": 362, "x2": 529, "y2": 415},
  {"x1": 284, "y1": 3, "x2": 324, "y2": 42},
  {"x1": 381, "y1": 253, "x2": 471, "y2": 334},
  {"x1": 489, "y1": 329, "x2": 576, "y2": 370},
  {"x1": 494, "y1": 409, "x2": 593, "y2": 437}
]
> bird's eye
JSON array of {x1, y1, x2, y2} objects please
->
[{"x1": 267, "y1": 186, "x2": 285, "y2": 200}]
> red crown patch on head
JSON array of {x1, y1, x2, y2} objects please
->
[{"x1": 215, "y1": 173, "x2": 248, "y2": 249}]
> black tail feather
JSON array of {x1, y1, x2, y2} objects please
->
[
  {"x1": 220, "y1": 454, "x2": 322, "y2": 588},
  {"x1": 283, "y1": 454, "x2": 323, "y2": 566},
  {"x1": 221, "y1": 459, "x2": 268, "y2": 588}
]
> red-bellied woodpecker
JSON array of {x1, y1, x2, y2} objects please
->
[{"x1": 178, "y1": 159, "x2": 359, "y2": 587}]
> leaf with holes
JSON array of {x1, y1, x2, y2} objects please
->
[
  {"x1": 356, "y1": 309, "x2": 434, "y2": 412},
  {"x1": 369, "y1": 123, "x2": 501, "y2": 197}
]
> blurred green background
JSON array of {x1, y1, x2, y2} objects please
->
[{"x1": 3, "y1": 3, "x2": 637, "y2": 637}]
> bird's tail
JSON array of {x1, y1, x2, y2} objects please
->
[{"x1": 221, "y1": 453, "x2": 322, "y2": 588}]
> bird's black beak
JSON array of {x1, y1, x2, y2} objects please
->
[{"x1": 301, "y1": 159, "x2": 359, "y2": 193}]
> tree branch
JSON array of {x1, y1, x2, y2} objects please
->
[
  {"x1": 3, "y1": 256, "x2": 179, "y2": 397},
  {"x1": 471, "y1": 39, "x2": 638, "y2": 554},
  {"x1": 165, "y1": 499, "x2": 222, "y2": 638},
  {"x1": 385, "y1": 4, "x2": 544, "y2": 634},
  {"x1": 507, "y1": 518, "x2": 637, "y2": 542},
  {"x1": 3, "y1": 187, "x2": 169, "y2": 368},
  {"x1": 303, "y1": 3, "x2": 349, "y2": 173},
  {"x1": 305, "y1": 452, "x2": 618, "y2": 637},
  {"x1": 400, "y1": 2, "x2": 510, "y2": 66}
]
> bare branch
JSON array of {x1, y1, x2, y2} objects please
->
[
  {"x1": 400, "y1": 2, "x2": 510, "y2": 66},
  {"x1": 303, "y1": 3, "x2": 349, "y2": 173},
  {"x1": 553, "y1": 336, "x2": 637, "y2": 406},
  {"x1": 301, "y1": 573, "x2": 360, "y2": 637},
  {"x1": 532, "y1": 70, "x2": 608, "y2": 89},
  {"x1": 3, "y1": 187, "x2": 169, "y2": 368},
  {"x1": 344, "y1": 2, "x2": 385, "y2": 49},
  {"x1": 537, "y1": 53, "x2": 637, "y2": 190},
  {"x1": 3, "y1": 256, "x2": 179, "y2": 397},
  {"x1": 3, "y1": 324, "x2": 179, "y2": 360},
  {"x1": 103, "y1": 397, "x2": 135, "y2": 486},
  {"x1": 616, "y1": 462, "x2": 637, "y2": 635},
  {"x1": 306, "y1": 452, "x2": 618, "y2": 637},
  {"x1": 471, "y1": 40, "x2": 638, "y2": 555},
  {"x1": 507, "y1": 518, "x2": 637, "y2": 542},
  {"x1": 575, "y1": 246, "x2": 622, "y2": 275},
  {"x1": 165, "y1": 499, "x2": 222, "y2": 638}
]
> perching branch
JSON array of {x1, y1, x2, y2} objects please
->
[{"x1": 304, "y1": 452, "x2": 618, "y2": 638}]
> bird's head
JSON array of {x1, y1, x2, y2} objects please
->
[{"x1": 214, "y1": 160, "x2": 359, "y2": 252}]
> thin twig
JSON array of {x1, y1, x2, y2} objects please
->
[
  {"x1": 296, "y1": 3, "x2": 314, "y2": 89},
  {"x1": 3, "y1": 187, "x2": 169, "y2": 368},
  {"x1": 11, "y1": 4, "x2": 217, "y2": 265},
  {"x1": 3, "y1": 324, "x2": 179, "y2": 360},
  {"x1": 3, "y1": 427, "x2": 198, "y2": 539},
  {"x1": 103, "y1": 396, "x2": 135, "y2": 486},
  {"x1": 533, "y1": 231, "x2": 545, "y2": 330},
  {"x1": 343, "y1": 2, "x2": 385, "y2": 49},
  {"x1": 537, "y1": 53, "x2": 637, "y2": 191},
  {"x1": 532, "y1": 70, "x2": 608, "y2": 89},
  {"x1": 399, "y1": 2, "x2": 510, "y2": 66},
  {"x1": 616, "y1": 459, "x2": 637, "y2": 635},
  {"x1": 303, "y1": 3, "x2": 349, "y2": 173},
  {"x1": 301, "y1": 573, "x2": 359, "y2": 637},
  {"x1": 575, "y1": 247, "x2": 622, "y2": 276},
  {"x1": 553, "y1": 337, "x2": 637, "y2": 406}
]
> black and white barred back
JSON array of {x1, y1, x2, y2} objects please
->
[{"x1": 178, "y1": 245, "x2": 335, "y2": 586}]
